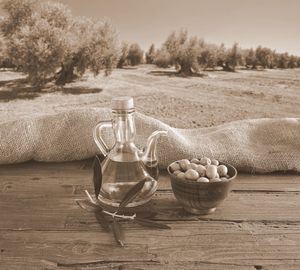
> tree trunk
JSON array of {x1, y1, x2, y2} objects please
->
[
  {"x1": 222, "y1": 62, "x2": 235, "y2": 72},
  {"x1": 55, "y1": 58, "x2": 77, "y2": 85},
  {"x1": 178, "y1": 64, "x2": 194, "y2": 76}
]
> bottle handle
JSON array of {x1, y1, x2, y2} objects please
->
[{"x1": 93, "y1": 120, "x2": 113, "y2": 156}]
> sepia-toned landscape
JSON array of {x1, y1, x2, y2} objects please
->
[
  {"x1": 1, "y1": 1, "x2": 300, "y2": 269},
  {"x1": 1, "y1": 0, "x2": 299, "y2": 169},
  {"x1": 1, "y1": 0, "x2": 299, "y2": 130}
]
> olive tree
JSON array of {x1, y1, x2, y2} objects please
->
[
  {"x1": 0, "y1": 35, "x2": 5, "y2": 67},
  {"x1": 215, "y1": 43, "x2": 227, "y2": 69},
  {"x1": 117, "y1": 42, "x2": 144, "y2": 67},
  {"x1": 56, "y1": 18, "x2": 119, "y2": 84},
  {"x1": 222, "y1": 43, "x2": 244, "y2": 71},
  {"x1": 145, "y1": 43, "x2": 156, "y2": 64},
  {"x1": 153, "y1": 48, "x2": 171, "y2": 68},
  {"x1": 7, "y1": 15, "x2": 68, "y2": 84},
  {"x1": 276, "y1": 53, "x2": 289, "y2": 69},
  {"x1": 0, "y1": 34, "x2": 13, "y2": 68},
  {"x1": 117, "y1": 42, "x2": 129, "y2": 68},
  {"x1": 1, "y1": 0, "x2": 119, "y2": 86},
  {"x1": 244, "y1": 48, "x2": 258, "y2": 69},
  {"x1": 0, "y1": 0, "x2": 36, "y2": 37},
  {"x1": 127, "y1": 43, "x2": 144, "y2": 66},
  {"x1": 287, "y1": 55, "x2": 298, "y2": 69},
  {"x1": 255, "y1": 46, "x2": 275, "y2": 68},
  {"x1": 297, "y1": 57, "x2": 300, "y2": 68},
  {"x1": 198, "y1": 44, "x2": 218, "y2": 70},
  {"x1": 162, "y1": 30, "x2": 202, "y2": 75}
]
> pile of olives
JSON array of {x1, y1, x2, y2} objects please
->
[{"x1": 169, "y1": 157, "x2": 230, "y2": 182}]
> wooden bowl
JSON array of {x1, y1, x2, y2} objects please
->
[{"x1": 167, "y1": 161, "x2": 237, "y2": 215}]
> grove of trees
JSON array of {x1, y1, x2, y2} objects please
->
[
  {"x1": 0, "y1": 0, "x2": 300, "y2": 87},
  {"x1": 151, "y1": 30, "x2": 300, "y2": 75}
]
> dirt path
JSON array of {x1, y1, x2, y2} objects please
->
[{"x1": 0, "y1": 65, "x2": 299, "y2": 128}]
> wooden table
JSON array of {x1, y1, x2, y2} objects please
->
[{"x1": 1, "y1": 160, "x2": 300, "y2": 270}]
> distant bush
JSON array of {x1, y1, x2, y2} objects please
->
[
  {"x1": 1, "y1": 0, "x2": 119, "y2": 86},
  {"x1": 127, "y1": 43, "x2": 144, "y2": 66},
  {"x1": 145, "y1": 43, "x2": 156, "y2": 64}
]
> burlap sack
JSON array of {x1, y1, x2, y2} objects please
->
[{"x1": 0, "y1": 108, "x2": 299, "y2": 173}]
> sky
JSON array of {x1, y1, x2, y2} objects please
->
[{"x1": 1, "y1": 0, "x2": 300, "y2": 55}]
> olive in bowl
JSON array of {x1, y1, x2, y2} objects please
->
[{"x1": 167, "y1": 157, "x2": 237, "y2": 215}]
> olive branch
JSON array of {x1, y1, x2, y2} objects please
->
[{"x1": 75, "y1": 155, "x2": 170, "y2": 247}]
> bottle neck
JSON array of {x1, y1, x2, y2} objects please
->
[{"x1": 112, "y1": 110, "x2": 136, "y2": 144}]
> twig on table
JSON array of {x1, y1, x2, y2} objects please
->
[
  {"x1": 84, "y1": 189, "x2": 97, "y2": 204},
  {"x1": 84, "y1": 190, "x2": 136, "y2": 220},
  {"x1": 103, "y1": 211, "x2": 136, "y2": 220}
]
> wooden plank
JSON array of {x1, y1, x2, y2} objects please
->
[
  {"x1": 0, "y1": 160, "x2": 92, "y2": 175},
  {"x1": 1, "y1": 160, "x2": 300, "y2": 194},
  {"x1": 159, "y1": 172, "x2": 300, "y2": 192},
  {"x1": 0, "y1": 222, "x2": 299, "y2": 268},
  {"x1": 0, "y1": 257, "x2": 299, "y2": 270},
  {"x1": 3, "y1": 258, "x2": 298, "y2": 270},
  {"x1": 1, "y1": 173, "x2": 299, "y2": 204},
  {"x1": 1, "y1": 160, "x2": 300, "y2": 270},
  {"x1": 0, "y1": 190, "x2": 299, "y2": 231},
  {"x1": 0, "y1": 190, "x2": 299, "y2": 230},
  {"x1": 0, "y1": 257, "x2": 261, "y2": 270}
]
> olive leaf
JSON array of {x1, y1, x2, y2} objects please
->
[
  {"x1": 93, "y1": 155, "x2": 102, "y2": 198},
  {"x1": 117, "y1": 178, "x2": 147, "y2": 212},
  {"x1": 112, "y1": 218, "x2": 125, "y2": 246},
  {"x1": 134, "y1": 218, "x2": 171, "y2": 230}
]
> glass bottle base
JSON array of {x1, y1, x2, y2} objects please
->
[
  {"x1": 183, "y1": 206, "x2": 216, "y2": 215},
  {"x1": 97, "y1": 180, "x2": 158, "y2": 209}
]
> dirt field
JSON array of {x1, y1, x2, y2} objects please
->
[{"x1": 0, "y1": 65, "x2": 299, "y2": 128}]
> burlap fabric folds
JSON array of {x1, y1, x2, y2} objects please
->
[{"x1": 0, "y1": 108, "x2": 299, "y2": 173}]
